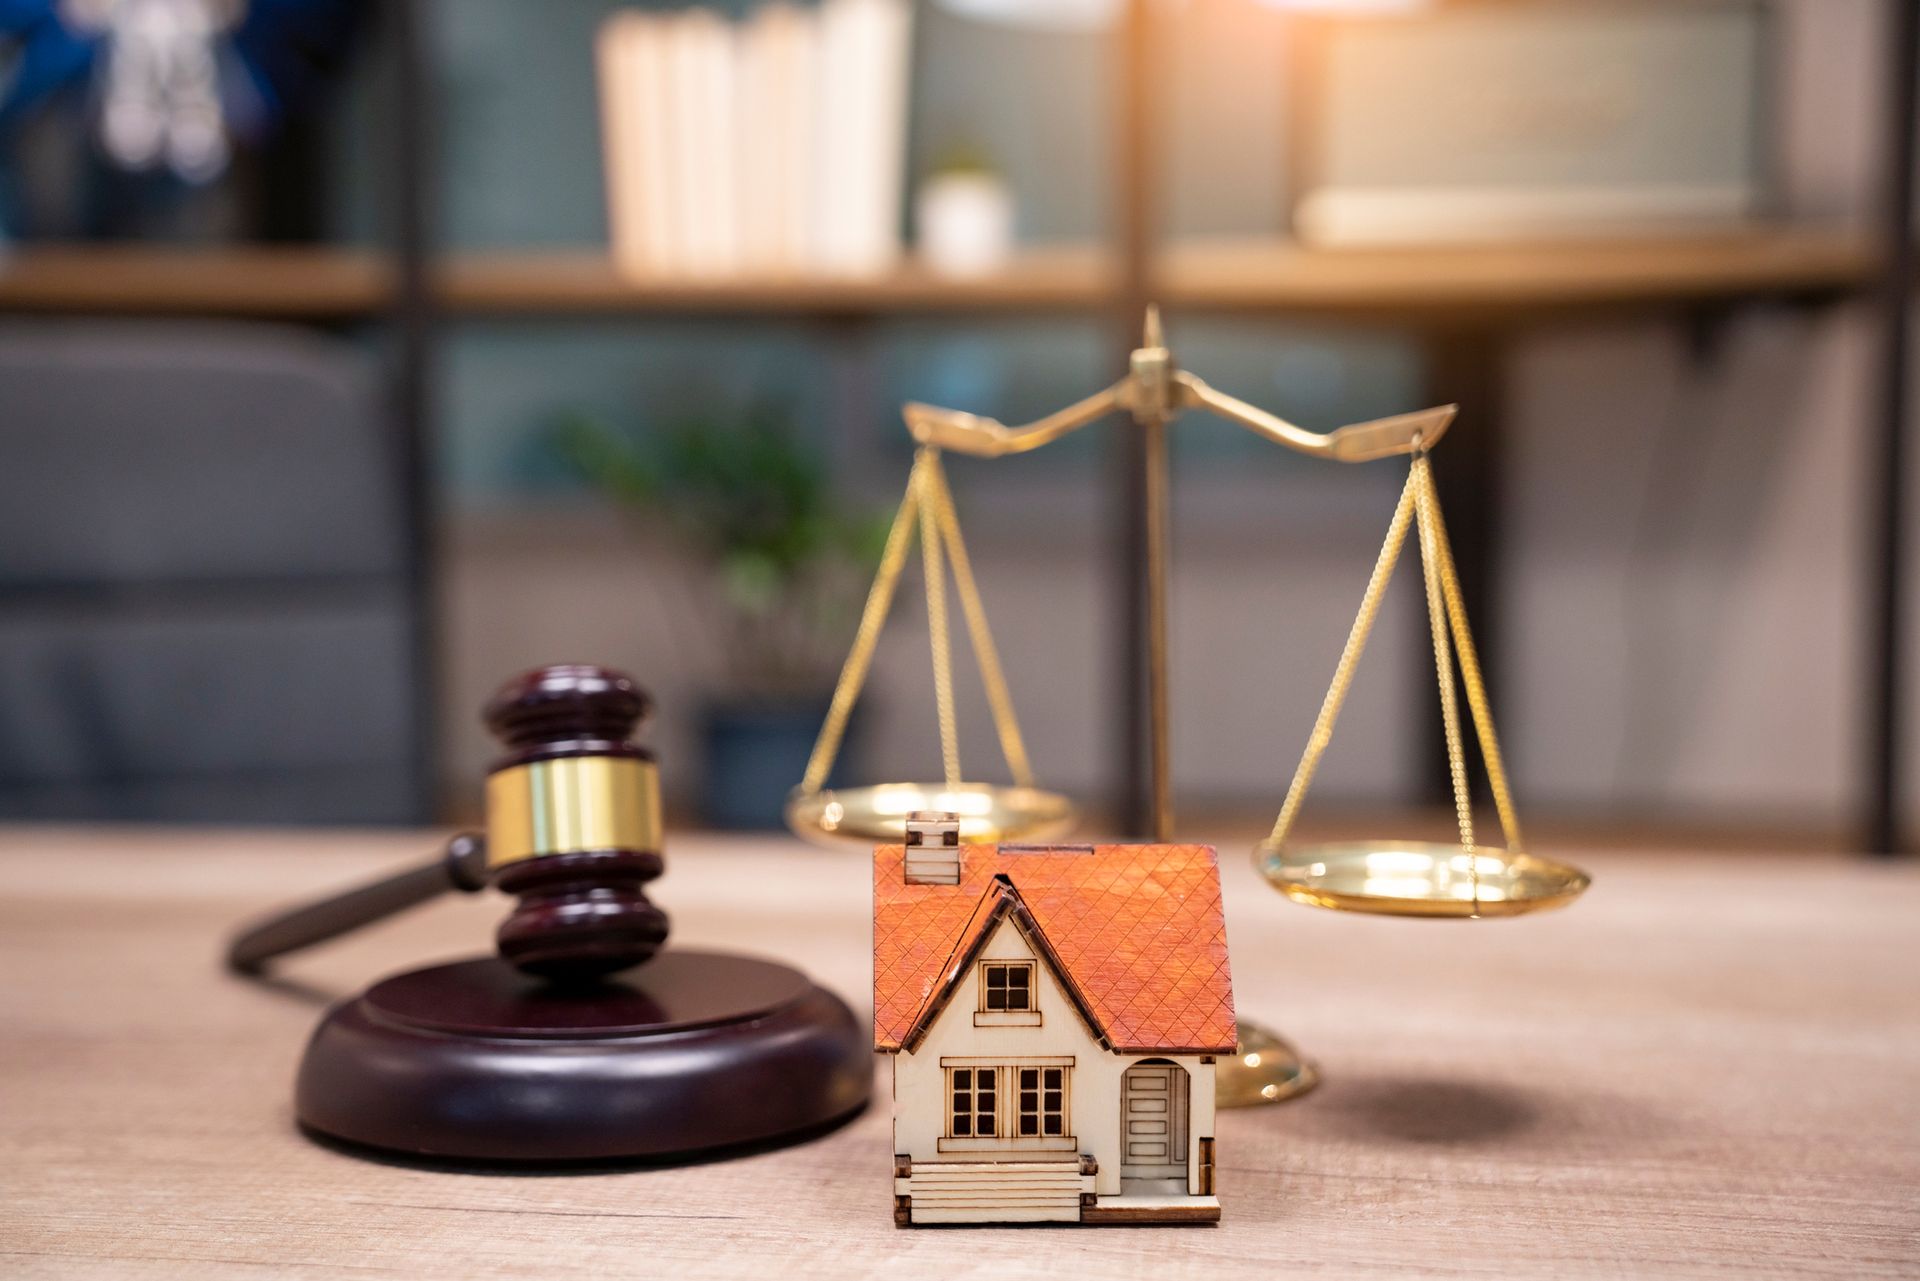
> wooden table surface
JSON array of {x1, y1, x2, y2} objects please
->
[{"x1": 2, "y1": 827, "x2": 1915, "y2": 1279}]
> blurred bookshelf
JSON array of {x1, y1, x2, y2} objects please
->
[
  {"x1": 0, "y1": 228, "x2": 1879, "y2": 320},
  {"x1": 0, "y1": 0, "x2": 1909, "y2": 849}
]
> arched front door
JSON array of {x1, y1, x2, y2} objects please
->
[{"x1": 1119, "y1": 1059, "x2": 1188, "y2": 1183}]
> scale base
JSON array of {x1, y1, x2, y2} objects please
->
[
  {"x1": 1215, "y1": 1019, "x2": 1319, "y2": 1108},
  {"x1": 296, "y1": 950, "x2": 871, "y2": 1163}
]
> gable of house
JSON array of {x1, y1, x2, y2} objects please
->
[
  {"x1": 906, "y1": 899, "x2": 1111, "y2": 1060},
  {"x1": 894, "y1": 876, "x2": 1107, "y2": 1055}
]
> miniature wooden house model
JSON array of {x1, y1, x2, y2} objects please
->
[{"x1": 874, "y1": 814, "x2": 1236, "y2": 1226}]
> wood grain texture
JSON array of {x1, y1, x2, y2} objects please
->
[{"x1": 1, "y1": 827, "x2": 1915, "y2": 1278}]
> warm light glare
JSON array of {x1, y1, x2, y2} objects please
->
[
  {"x1": 1352, "y1": 848, "x2": 1510, "y2": 901},
  {"x1": 868, "y1": 784, "x2": 997, "y2": 818},
  {"x1": 936, "y1": 0, "x2": 1428, "y2": 32},
  {"x1": 1257, "y1": 0, "x2": 1430, "y2": 10},
  {"x1": 1362, "y1": 850, "x2": 1444, "y2": 876},
  {"x1": 934, "y1": 0, "x2": 1116, "y2": 30}
]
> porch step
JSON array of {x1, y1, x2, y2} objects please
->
[{"x1": 898, "y1": 1159, "x2": 1089, "y2": 1225}]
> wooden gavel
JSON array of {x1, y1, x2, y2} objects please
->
[{"x1": 228, "y1": 664, "x2": 670, "y2": 983}]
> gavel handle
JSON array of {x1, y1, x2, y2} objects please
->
[{"x1": 225, "y1": 833, "x2": 490, "y2": 974}]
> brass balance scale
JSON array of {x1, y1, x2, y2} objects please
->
[{"x1": 786, "y1": 309, "x2": 1591, "y2": 1106}]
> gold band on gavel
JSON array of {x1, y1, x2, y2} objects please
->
[{"x1": 484, "y1": 756, "x2": 662, "y2": 868}]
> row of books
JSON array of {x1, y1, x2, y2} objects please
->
[{"x1": 596, "y1": 0, "x2": 914, "y2": 279}]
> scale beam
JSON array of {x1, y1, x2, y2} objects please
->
[
  {"x1": 896, "y1": 310, "x2": 1456, "y2": 839},
  {"x1": 904, "y1": 383, "x2": 1129, "y2": 458},
  {"x1": 1175, "y1": 373, "x2": 1456, "y2": 462},
  {"x1": 902, "y1": 338, "x2": 1454, "y2": 464}
]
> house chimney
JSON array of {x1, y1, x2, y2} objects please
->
[{"x1": 903, "y1": 812, "x2": 962, "y2": 885}]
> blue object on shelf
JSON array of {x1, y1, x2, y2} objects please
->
[
  {"x1": 700, "y1": 700, "x2": 863, "y2": 832},
  {"x1": 1, "y1": 0, "x2": 359, "y2": 138}
]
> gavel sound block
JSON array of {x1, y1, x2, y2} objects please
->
[{"x1": 241, "y1": 665, "x2": 870, "y2": 1163}]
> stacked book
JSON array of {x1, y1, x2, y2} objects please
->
[{"x1": 597, "y1": 0, "x2": 914, "y2": 279}]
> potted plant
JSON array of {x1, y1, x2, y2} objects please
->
[
  {"x1": 550, "y1": 407, "x2": 888, "y2": 828},
  {"x1": 914, "y1": 141, "x2": 1015, "y2": 279}
]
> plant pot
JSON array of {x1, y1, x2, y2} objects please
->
[
  {"x1": 699, "y1": 698, "x2": 862, "y2": 831},
  {"x1": 914, "y1": 171, "x2": 1015, "y2": 278}
]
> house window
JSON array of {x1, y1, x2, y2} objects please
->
[
  {"x1": 1017, "y1": 1066, "x2": 1067, "y2": 1137},
  {"x1": 948, "y1": 1067, "x2": 997, "y2": 1138},
  {"x1": 980, "y1": 962, "x2": 1033, "y2": 1012},
  {"x1": 938, "y1": 1058, "x2": 1074, "y2": 1150}
]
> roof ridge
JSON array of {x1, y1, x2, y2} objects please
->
[
  {"x1": 901, "y1": 877, "x2": 1013, "y2": 1035},
  {"x1": 895, "y1": 879, "x2": 1025, "y2": 1054}
]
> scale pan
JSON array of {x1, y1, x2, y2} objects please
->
[
  {"x1": 786, "y1": 782, "x2": 1078, "y2": 849},
  {"x1": 1256, "y1": 840, "x2": 1590, "y2": 918},
  {"x1": 1214, "y1": 1020, "x2": 1319, "y2": 1108}
]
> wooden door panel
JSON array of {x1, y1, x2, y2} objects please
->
[{"x1": 1119, "y1": 1065, "x2": 1187, "y2": 1179}]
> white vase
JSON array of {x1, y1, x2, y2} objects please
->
[{"x1": 915, "y1": 172, "x2": 1015, "y2": 278}]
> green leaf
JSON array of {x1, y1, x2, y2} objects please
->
[{"x1": 538, "y1": 400, "x2": 891, "y2": 693}]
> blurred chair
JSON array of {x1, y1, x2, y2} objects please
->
[{"x1": 0, "y1": 322, "x2": 427, "y2": 824}]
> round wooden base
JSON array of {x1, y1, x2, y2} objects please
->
[{"x1": 296, "y1": 950, "x2": 870, "y2": 1163}]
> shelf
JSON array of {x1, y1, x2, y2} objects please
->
[
  {"x1": 0, "y1": 244, "x2": 1111, "y2": 319},
  {"x1": 0, "y1": 229, "x2": 1880, "y2": 321},
  {"x1": 0, "y1": 245, "x2": 392, "y2": 318},
  {"x1": 443, "y1": 247, "x2": 1112, "y2": 316},
  {"x1": 1157, "y1": 228, "x2": 1878, "y2": 315}
]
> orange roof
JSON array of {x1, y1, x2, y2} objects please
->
[{"x1": 872, "y1": 843, "x2": 1236, "y2": 1055}]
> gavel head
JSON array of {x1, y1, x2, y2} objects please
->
[{"x1": 482, "y1": 664, "x2": 670, "y2": 982}]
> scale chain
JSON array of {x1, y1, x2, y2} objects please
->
[
  {"x1": 1265, "y1": 455, "x2": 1520, "y2": 920},
  {"x1": 798, "y1": 454, "x2": 926, "y2": 795},
  {"x1": 920, "y1": 451, "x2": 963, "y2": 789},
  {"x1": 1419, "y1": 464, "x2": 1525, "y2": 857},
  {"x1": 926, "y1": 457, "x2": 1036, "y2": 789},
  {"x1": 1266, "y1": 467, "x2": 1420, "y2": 849},
  {"x1": 798, "y1": 448, "x2": 1041, "y2": 800},
  {"x1": 1413, "y1": 455, "x2": 1480, "y2": 915}
]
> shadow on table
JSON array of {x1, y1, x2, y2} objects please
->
[
  {"x1": 296, "y1": 1103, "x2": 871, "y2": 1178},
  {"x1": 230, "y1": 970, "x2": 345, "y2": 1008},
  {"x1": 1312, "y1": 1073, "x2": 1545, "y2": 1146}
]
